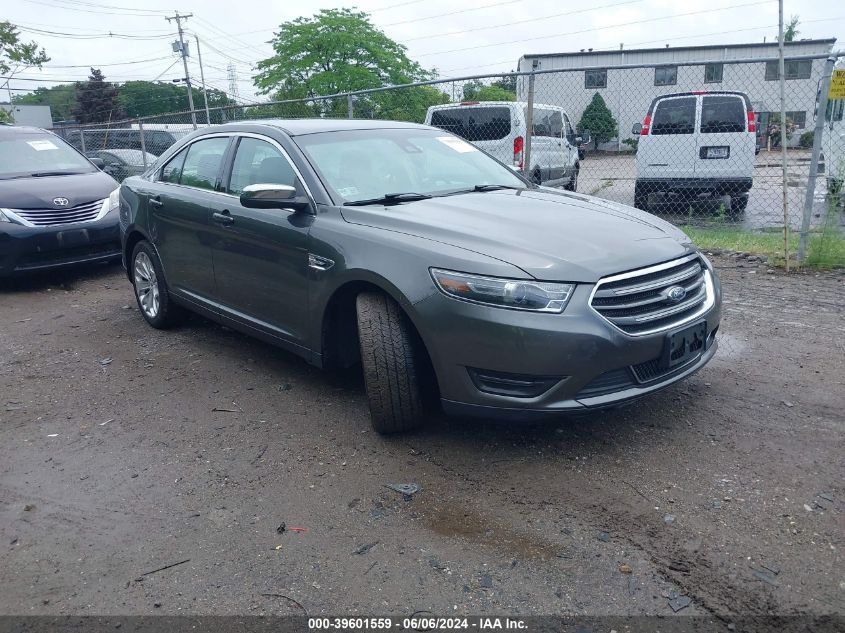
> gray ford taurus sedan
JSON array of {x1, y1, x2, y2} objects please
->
[{"x1": 119, "y1": 119, "x2": 721, "y2": 433}]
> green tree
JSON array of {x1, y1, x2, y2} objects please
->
[
  {"x1": 118, "y1": 81, "x2": 234, "y2": 118},
  {"x1": 254, "y1": 8, "x2": 433, "y2": 116},
  {"x1": 492, "y1": 73, "x2": 516, "y2": 93},
  {"x1": 1, "y1": 20, "x2": 49, "y2": 122},
  {"x1": 73, "y1": 68, "x2": 122, "y2": 123},
  {"x1": 782, "y1": 15, "x2": 799, "y2": 42},
  {"x1": 577, "y1": 93, "x2": 617, "y2": 149},
  {"x1": 14, "y1": 84, "x2": 77, "y2": 121},
  {"x1": 462, "y1": 80, "x2": 515, "y2": 102}
]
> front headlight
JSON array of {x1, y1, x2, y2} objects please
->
[
  {"x1": 431, "y1": 268, "x2": 575, "y2": 313},
  {"x1": 108, "y1": 187, "x2": 120, "y2": 212}
]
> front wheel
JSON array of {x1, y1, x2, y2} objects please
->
[
  {"x1": 356, "y1": 292, "x2": 425, "y2": 434},
  {"x1": 564, "y1": 164, "x2": 579, "y2": 191},
  {"x1": 131, "y1": 240, "x2": 182, "y2": 329}
]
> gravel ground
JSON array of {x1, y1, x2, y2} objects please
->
[{"x1": 0, "y1": 256, "x2": 843, "y2": 618}]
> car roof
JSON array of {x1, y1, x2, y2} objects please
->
[
  {"x1": 428, "y1": 101, "x2": 561, "y2": 110},
  {"x1": 0, "y1": 124, "x2": 57, "y2": 137},
  {"x1": 208, "y1": 118, "x2": 434, "y2": 136}
]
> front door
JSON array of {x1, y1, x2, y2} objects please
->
[
  {"x1": 146, "y1": 136, "x2": 232, "y2": 302},
  {"x1": 210, "y1": 135, "x2": 312, "y2": 347},
  {"x1": 638, "y1": 95, "x2": 698, "y2": 179}
]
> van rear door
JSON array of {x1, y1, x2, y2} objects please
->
[
  {"x1": 695, "y1": 94, "x2": 754, "y2": 184},
  {"x1": 428, "y1": 105, "x2": 513, "y2": 165},
  {"x1": 638, "y1": 95, "x2": 698, "y2": 179}
]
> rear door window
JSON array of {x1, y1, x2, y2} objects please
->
[
  {"x1": 700, "y1": 95, "x2": 746, "y2": 133},
  {"x1": 430, "y1": 107, "x2": 511, "y2": 141},
  {"x1": 651, "y1": 97, "x2": 696, "y2": 135},
  {"x1": 179, "y1": 137, "x2": 230, "y2": 191}
]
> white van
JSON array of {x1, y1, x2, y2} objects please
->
[
  {"x1": 425, "y1": 101, "x2": 580, "y2": 190},
  {"x1": 634, "y1": 91, "x2": 756, "y2": 214}
]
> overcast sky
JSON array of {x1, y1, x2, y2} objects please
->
[{"x1": 4, "y1": 0, "x2": 843, "y2": 105}]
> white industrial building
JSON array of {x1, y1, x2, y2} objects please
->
[{"x1": 516, "y1": 39, "x2": 837, "y2": 150}]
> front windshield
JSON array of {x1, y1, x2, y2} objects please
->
[
  {"x1": 294, "y1": 128, "x2": 526, "y2": 203},
  {"x1": 0, "y1": 132, "x2": 97, "y2": 179}
]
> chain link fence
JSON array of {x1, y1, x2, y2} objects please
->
[{"x1": 52, "y1": 53, "x2": 845, "y2": 266}]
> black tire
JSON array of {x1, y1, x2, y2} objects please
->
[
  {"x1": 729, "y1": 194, "x2": 749, "y2": 217},
  {"x1": 634, "y1": 181, "x2": 648, "y2": 210},
  {"x1": 531, "y1": 169, "x2": 542, "y2": 186},
  {"x1": 355, "y1": 291, "x2": 425, "y2": 434},
  {"x1": 130, "y1": 240, "x2": 183, "y2": 329},
  {"x1": 564, "y1": 164, "x2": 579, "y2": 191}
]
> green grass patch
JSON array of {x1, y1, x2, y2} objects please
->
[{"x1": 685, "y1": 225, "x2": 845, "y2": 269}]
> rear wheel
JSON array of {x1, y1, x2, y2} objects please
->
[
  {"x1": 634, "y1": 181, "x2": 648, "y2": 210},
  {"x1": 728, "y1": 193, "x2": 749, "y2": 217},
  {"x1": 531, "y1": 169, "x2": 542, "y2": 186},
  {"x1": 131, "y1": 240, "x2": 182, "y2": 329},
  {"x1": 564, "y1": 163, "x2": 579, "y2": 191},
  {"x1": 356, "y1": 291, "x2": 425, "y2": 434}
]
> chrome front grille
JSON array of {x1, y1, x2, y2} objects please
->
[
  {"x1": 590, "y1": 254, "x2": 713, "y2": 335},
  {"x1": 11, "y1": 199, "x2": 105, "y2": 226}
]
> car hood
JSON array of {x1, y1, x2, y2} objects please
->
[
  {"x1": 340, "y1": 188, "x2": 695, "y2": 282},
  {"x1": 0, "y1": 170, "x2": 118, "y2": 210}
]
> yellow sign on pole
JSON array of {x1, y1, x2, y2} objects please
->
[{"x1": 829, "y1": 69, "x2": 845, "y2": 99}]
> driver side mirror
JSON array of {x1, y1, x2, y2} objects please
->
[
  {"x1": 240, "y1": 183, "x2": 311, "y2": 212},
  {"x1": 90, "y1": 157, "x2": 105, "y2": 170}
]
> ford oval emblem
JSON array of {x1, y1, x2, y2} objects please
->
[
  {"x1": 53, "y1": 197, "x2": 70, "y2": 207},
  {"x1": 666, "y1": 286, "x2": 687, "y2": 302}
]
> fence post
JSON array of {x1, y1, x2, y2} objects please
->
[
  {"x1": 798, "y1": 55, "x2": 836, "y2": 263},
  {"x1": 347, "y1": 94, "x2": 354, "y2": 119},
  {"x1": 79, "y1": 128, "x2": 86, "y2": 155},
  {"x1": 524, "y1": 70, "x2": 536, "y2": 181},
  {"x1": 138, "y1": 118, "x2": 148, "y2": 170},
  {"x1": 778, "y1": 0, "x2": 790, "y2": 272}
]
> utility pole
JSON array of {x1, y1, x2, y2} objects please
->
[
  {"x1": 195, "y1": 35, "x2": 211, "y2": 125},
  {"x1": 165, "y1": 11, "x2": 197, "y2": 129}
]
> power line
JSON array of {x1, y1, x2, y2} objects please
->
[
  {"x1": 381, "y1": 0, "x2": 521, "y2": 28},
  {"x1": 368, "y1": 0, "x2": 427, "y2": 12},
  {"x1": 17, "y1": 26, "x2": 175, "y2": 40},
  {"x1": 415, "y1": 0, "x2": 776, "y2": 58},
  {"x1": 45, "y1": 56, "x2": 174, "y2": 69},
  {"x1": 436, "y1": 16, "x2": 844, "y2": 74},
  {"x1": 20, "y1": 0, "x2": 170, "y2": 17},
  {"x1": 403, "y1": 0, "x2": 642, "y2": 42}
]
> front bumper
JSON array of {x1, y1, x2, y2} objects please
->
[
  {"x1": 0, "y1": 212, "x2": 121, "y2": 277},
  {"x1": 413, "y1": 272, "x2": 722, "y2": 420}
]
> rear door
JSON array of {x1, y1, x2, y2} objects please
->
[
  {"x1": 146, "y1": 135, "x2": 232, "y2": 302},
  {"x1": 210, "y1": 134, "x2": 312, "y2": 347},
  {"x1": 428, "y1": 105, "x2": 514, "y2": 165},
  {"x1": 639, "y1": 95, "x2": 698, "y2": 179},
  {"x1": 695, "y1": 94, "x2": 754, "y2": 183}
]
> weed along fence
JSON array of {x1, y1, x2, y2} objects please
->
[{"x1": 54, "y1": 53, "x2": 845, "y2": 267}]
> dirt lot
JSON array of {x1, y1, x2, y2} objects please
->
[{"x1": 1, "y1": 257, "x2": 843, "y2": 619}]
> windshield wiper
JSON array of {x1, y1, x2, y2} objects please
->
[
  {"x1": 30, "y1": 171, "x2": 87, "y2": 177},
  {"x1": 471, "y1": 184, "x2": 523, "y2": 192},
  {"x1": 344, "y1": 192, "x2": 433, "y2": 206}
]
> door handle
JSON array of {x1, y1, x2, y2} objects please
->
[
  {"x1": 149, "y1": 196, "x2": 163, "y2": 208},
  {"x1": 212, "y1": 210, "x2": 235, "y2": 226}
]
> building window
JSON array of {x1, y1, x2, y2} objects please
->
[
  {"x1": 786, "y1": 111, "x2": 806, "y2": 128},
  {"x1": 654, "y1": 66, "x2": 678, "y2": 86},
  {"x1": 765, "y1": 60, "x2": 812, "y2": 81},
  {"x1": 704, "y1": 63, "x2": 723, "y2": 83},
  {"x1": 584, "y1": 69, "x2": 607, "y2": 89}
]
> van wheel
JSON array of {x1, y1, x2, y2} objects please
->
[
  {"x1": 131, "y1": 240, "x2": 183, "y2": 329},
  {"x1": 531, "y1": 169, "x2": 542, "y2": 186},
  {"x1": 356, "y1": 291, "x2": 425, "y2": 434},
  {"x1": 729, "y1": 194, "x2": 749, "y2": 217},
  {"x1": 634, "y1": 181, "x2": 648, "y2": 210},
  {"x1": 564, "y1": 164, "x2": 579, "y2": 191}
]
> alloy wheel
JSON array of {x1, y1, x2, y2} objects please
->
[{"x1": 133, "y1": 251, "x2": 160, "y2": 319}]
